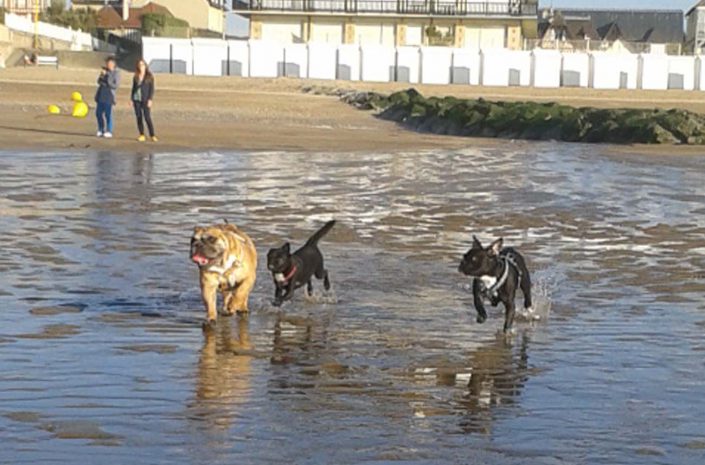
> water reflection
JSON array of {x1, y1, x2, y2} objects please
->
[
  {"x1": 191, "y1": 314, "x2": 253, "y2": 433},
  {"x1": 458, "y1": 333, "x2": 530, "y2": 435}
]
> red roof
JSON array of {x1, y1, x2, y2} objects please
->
[{"x1": 97, "y1": 3, "x2": 173, "y2": 29}]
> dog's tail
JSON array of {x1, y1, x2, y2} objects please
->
[{"x1": 305, "y1": 220, "x2": 336, "y2": 246}]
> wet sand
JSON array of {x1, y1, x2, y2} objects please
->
[{"x1": 2, "y1": 67, "x2": 705, "y2": 153}]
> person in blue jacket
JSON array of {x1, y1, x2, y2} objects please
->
[
  {"x1": 95, "y1": 56, "x2": 120, "y2": 138},
  {"x1": 131, "y1": 59, "x2": 157, "y2": 142}
]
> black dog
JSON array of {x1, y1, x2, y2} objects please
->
[
  {"x1": 267, "y1": 220, "x2": 335, "y2": 306},
  {"x1": 458, "y1": 236, "x2": 532, "y2": 332}
]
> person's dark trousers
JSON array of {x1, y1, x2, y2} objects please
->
[{"x1": 133, "y1": 101, "x2": 155, "y2": 137}]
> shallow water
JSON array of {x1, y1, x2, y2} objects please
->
[{"x1": 0, "y1": 145, "x2": 704, "y2": 464}]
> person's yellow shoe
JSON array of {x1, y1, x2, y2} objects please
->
[
  {"x1": 137, "y1": 135, "x2": 146, "y2": 142},
  {"x1": 151, "y1": 136, "x2": 159, "y2": 142}
]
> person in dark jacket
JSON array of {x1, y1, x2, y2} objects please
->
[
  {"x1": 131, "y1": 59, "x2": 157, "y2": 142},
  {"x1": 95, "y1": 56, "x2": 120, "y2": 138}
]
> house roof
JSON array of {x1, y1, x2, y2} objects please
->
[
  {"x1": 97, "y1": 3, "x2": 173, "y2": 29},
  {"x1": 687, "y1": 1, "x2": 705, "y2": 17},
  {"x1": 539, "y1": 8, "x2": 684, "y2": 43}
]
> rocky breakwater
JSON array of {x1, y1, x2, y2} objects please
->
[{"x1": 338, "y1": 88, "x2": 705, "y2": 145}]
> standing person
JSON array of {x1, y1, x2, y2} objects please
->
[
  {"x1": 131, "y1": 59, "x2": 157, "y2": 142},
  {"x1": 95, "y1": 56, "x2": 120, "y2": 138}
]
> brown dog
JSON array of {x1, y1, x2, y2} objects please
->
[{"x1": 190, "y1": 222, "x2": 257, "y2": 327}]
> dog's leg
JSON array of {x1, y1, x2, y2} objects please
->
[
  {"x1": 222, "y1": 289, "x2": 234, "y2": 316},
  {"x1": 228, "y1": 275, "x2": 254, "y2": 314},
  {"x1": 273, "y1": 283, "x2": 283, "y2": 306},
  {"x1": 323, "y1": 270, "x2": 330, "y2": 291},
  {"x1": 503, "y1": 300, "x2": 516, "y2": 333},
  {"x1": 316, "y1": 267, "x2": 331, "y2": 291},
  {"x1": 520, "y1": 269, "x2": 533, "y2": 310},
  {"x1": 307, "y1": 280, "x2": 313, "y2": 296},
  {"x1": 280, "y1": 281, "x2": 296, "y2": 303},
  {"x1": 200, "y1": 277, "x2": 218, "y2": 326},
  {"x1": 472, "y1": 278, "x2": 488, "y2": 324}
]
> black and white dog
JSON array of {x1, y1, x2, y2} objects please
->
[
  {"x1": 458, "y1": 236, "x2": 533, "y2": 332},
  {"x1": 267, "y1": 220, "x2": 335, "y2": 306}
]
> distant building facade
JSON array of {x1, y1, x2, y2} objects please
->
[
  {"x1": 233, "y1": 0, "x2": 539, "y2": 49},
  {"x1": 3, "y1": 0, "x2": 52, "y2": 16},
  {"x1": 536, "y1": 8, "x2": 684, "y2": 54},
  {"x1": 132, "y1": 0, "x2": 227, "y2": 33},
  {"x1": 72, "y1": 0, "x2": 227, "y2": 33},
  {"x1": 686, "y1": 1, "x2": 705, "y2": 53}
]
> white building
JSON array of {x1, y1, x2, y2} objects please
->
[{"x1": 686, "y1": 0, "x2": 705, "y2": 54}]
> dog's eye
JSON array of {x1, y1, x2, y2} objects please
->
[
  {"x1": 472, "y1": 256, "x2": 478, "y2": 262},
  {"x1": 204, "y1": 236, "x2": 216, "y2": 243}
]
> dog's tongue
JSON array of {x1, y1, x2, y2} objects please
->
[{"x1": 191, "y1": 255, "x2": 209, "y2": 266}]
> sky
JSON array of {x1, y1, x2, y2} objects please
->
[{"x1": 540, "y1": 0, "x2": 695, "y2": 11}]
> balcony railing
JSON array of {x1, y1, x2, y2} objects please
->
[
  {"x1": 233, "y1": 0, "x2": 538, "y2": 17},
  {"x1": 526, "y1": 39, "x2": 684, "y2": 56}
]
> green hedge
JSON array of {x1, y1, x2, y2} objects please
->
[
  {"x1": 141, "y1": 13, "x2": 190, "y2": 38},
  {"x1": 40, "y1": 1, "x2": 99, "y2": 34}
]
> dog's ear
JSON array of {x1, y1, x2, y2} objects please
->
[
  {"x1": 488, "y1": 238, "x2": 503, "y2": 256},
  {"x1": 472, "y1": 235, "x2": 483, "y2": 250},
  {"x1": 283, "y1": 242, "x2": 290, "y2": 254},
  {"x1": 193, "y1": 226, "x2": 204, "y2": 235}
]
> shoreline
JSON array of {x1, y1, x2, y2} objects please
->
[{"x1": 0, "y1": 67, "x2": 704, "y2": 154}]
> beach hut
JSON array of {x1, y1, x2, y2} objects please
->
[
  {"x1": 169, "y1": 39, "x2": 194, "y2": 75},
  {"x1": 450, "y1": 48, "x2": 481, "y2": 85},
  {"x1": 224, "y1": 40, "x2": 250, "y2": 77},
  {"x1": 640, "y1": 55, "x2": 697, "y2": 90},
  {"x1": 282, "y1": 43, "x2": 308, "y2": 78},
  {"x1": 142, "y1": 37, "x2": 171, "y2": 73},
  {"x1": 481, "y1": 49, "x2": 532, "y2": 87},
  {"x1": 360, "y1": 45, "x2": 395, "y2": 82},
  {"x1": 307, "y1": 43, "x2": 337, "y2": 80},
  {"x1": 560, "y1": 53, "x2": 590, "y2": 87},
  {"x1": 336, "y1": 44, "x2": 361, "y2": 81},
  {"x1": 394, "y1": 47, "x2": 421, "y2": 83},
  {"x1": 590, "y1": 52, "x2": 639, "y2": 89},
  {"x1": 420, "y1": 47, "x2": 452, "y2": 85},
  {"x1": 191, "y1": 39, "x2": 228, "y2": 77},
  {"x1": 248, "y1": 40, "x2": 283, "y2": 78},
  {"x1": 532, "y1": 49, "x2": 561, "y2": 88}
]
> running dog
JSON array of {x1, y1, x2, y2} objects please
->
[
  {"x1": 190, "y1": 222, "x2": 257, "y2": 328},
  {"x1": 458, "y1": 236, "x2": 532, "y2": 332},
  {"x1": 267, "y1": 220, "x2": 335, "y2": 306}
]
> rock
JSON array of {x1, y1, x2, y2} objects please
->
[{"x1": 338, "y1": 87, "x2": 705, "y2": 145}]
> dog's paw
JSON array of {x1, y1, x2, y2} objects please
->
[
  {"x1": 519, "y1": 307, "x2": 541, "y2": 321},
  {"x1": 201, "y1": 319, "x2": 217, "y2": 332},
  {"x1": 272, "y1": 300, "x2": 283, "y2": 307},
  {"x1": 476, "y1": 314, "x2": 487, "y2": 324}
]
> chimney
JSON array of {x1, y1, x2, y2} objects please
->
[{"x1": 122, "y1": 0, "x2": 129, "y2": 22}]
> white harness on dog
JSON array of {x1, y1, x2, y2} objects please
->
[{"x1": 479, "y1": 253, "x2": 521, "y2": 300}]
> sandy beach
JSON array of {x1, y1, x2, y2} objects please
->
[{"x1": 2, "y1": 66, "x2": 705, "y2": 153}]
